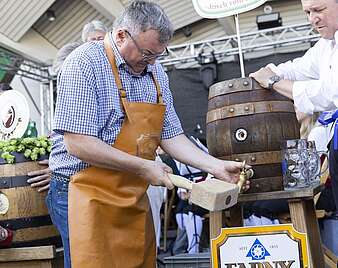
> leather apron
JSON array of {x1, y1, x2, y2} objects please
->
[{"x1": 68, "y1": 35, "x2": 166, "y2": 268}]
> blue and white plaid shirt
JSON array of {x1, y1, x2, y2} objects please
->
[{"x1": 50, "y1": 33, "x2": 183, "y2": 178}]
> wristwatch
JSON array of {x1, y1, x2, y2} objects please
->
[{"x1": 267, "y1": 75, "x2": 281, "y2": 89}]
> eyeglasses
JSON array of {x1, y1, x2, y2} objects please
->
[{"x1": 125, "y1": 30, "x2": 169, "y2": 61}]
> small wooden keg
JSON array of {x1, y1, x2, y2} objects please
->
[
  {"x1": 206, "y1": 77, "x2": 300, "y2": 193},
  {"x1": 0, "y1": 154, "x2": 61, "y2": 247}
]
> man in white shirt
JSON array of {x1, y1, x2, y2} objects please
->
[{"x1": 250, "y1": 0, "x2": 338, "y2": 211}]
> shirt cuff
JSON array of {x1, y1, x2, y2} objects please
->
[
  {"x1": 266, "y1": 63, "x2": 284, "y2": 78},
  {"x1": 292, "y1": 81, "x2": 315, "y2": 114},
  {"x1": 52, "y1": 124, "x2": 98, "y2": 137}
]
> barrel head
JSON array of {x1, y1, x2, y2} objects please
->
[{"x1": 191, "y1": 179, "x2": 239, "y2": 211}]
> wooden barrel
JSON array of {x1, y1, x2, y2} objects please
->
[
  {"x1": 206, "y1": 77, "x2": 300, "y2": 193},
  {"x1": 0, "y1": 154, "x2": 61, "y2": 247}
]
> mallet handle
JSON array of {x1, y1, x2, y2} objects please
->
[{"x1": 168, "y1": 174, "x2": 193, "y2": 190}]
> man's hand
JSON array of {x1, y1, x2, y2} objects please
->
[
  {"x1": 27, "y1": 159, "x2": 51, "y2": 192},
  {"x1": 250, "y1": 66, "x2": 294, "y2": 99},
  {"x1": 210, "y1": 159, "x2": 251, "y2": 190},
  {"x1": 249, "y1": 66, "x2": 276, "y2": 89},
  {"x1": 137, "y1": 160, "x2": 175, "y2": 190}
]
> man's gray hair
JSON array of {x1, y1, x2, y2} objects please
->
[
  {"x1": 82, "y1": 20, "x2": 108, "y2": 42},
  {"x1": 113, "y1": 0, "x2": 174, "y2": 44},
  {"x1": 52, "y1": 42, "x2": 82, "y2": 74}
]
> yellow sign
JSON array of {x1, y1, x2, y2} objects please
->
[
  {"x1": 211, "y1": 224, "x2": 309, "y2": 268},
  {"x1": 192, "y1": 0, "x2": 268, "y2": 18}
]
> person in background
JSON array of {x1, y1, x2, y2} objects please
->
[
  {"x1": 81, "y1": 20, "x2": 108, "y2": 42},
  {"x1": 147, "y1": 147, "x2": 167, "y2": 250},
  {"x1": 155, "y1": 146, "x2": 181, "y2": 252},
  {"x1": 172, "y1": 136, "x2": 208, "y2": 254},
  {"x1": 250, "y1": 0, "x2": 338, "y2": 213},
  {"x1": 51, "y1": 42, "x2": 82, "y2": 75},
  {"x1": 27, "y1": 21, "x2": 108, "y2": 192},
  {"x1": 48, "y1": 1, "x2": 247, "y2": 267},
  {"x1": 26, "y1": 42, "x2": 81, "y2": 192}
]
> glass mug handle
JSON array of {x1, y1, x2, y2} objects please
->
[{"x1": 317, "y1": 151, "x2": 329, "y2": 176}]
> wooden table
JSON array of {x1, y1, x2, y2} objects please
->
[{"x1": 210, "y1": 184, "x2": 324, "y2": 268}]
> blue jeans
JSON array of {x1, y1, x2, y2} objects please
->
[{"x1": 46, "y1": 178, "x2": 71, "y2": 268}]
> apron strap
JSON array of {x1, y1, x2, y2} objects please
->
[
  {"x1": 151, "y1": 73, "x2": 164, "y2": 104},
  {"x1": 104, "y1": 34, "x2": 127, "y2": 111}
]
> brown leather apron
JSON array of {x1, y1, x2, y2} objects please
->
[{"x1": 68, "y1": 35, "x2": 166, "y2": 268}]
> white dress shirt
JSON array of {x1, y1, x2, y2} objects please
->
[
  {"x1": 268, "y1": 31, "x2": 338, "y2": 148},
  {"x1": 269, "y1": 30, "x2": 338, "y2": 115}
]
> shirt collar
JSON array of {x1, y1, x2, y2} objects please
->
[
  {"x1": 334, "y1": 30, "x2": 338, "y2": 47},
  {"x1": 108, "y1": 31, "x2": 155, "y2": 76}
]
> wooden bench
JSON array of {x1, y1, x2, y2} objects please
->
[
  {"x1": 210, "y1": 184, "x2": 325, "y2": 268},
  {"x1": 0, "y1": 245, "x2": 63, "y2": 268}
]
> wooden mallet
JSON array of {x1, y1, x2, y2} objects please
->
[{"x1": 168, "y1": 162, "x2": 253, "y2": 211}]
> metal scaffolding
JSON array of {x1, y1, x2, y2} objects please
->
[
  {"x1": 0, "y1": 22, "x2": 321, "y2": 133},
  {"x1": 0, "y1": 47, "x2": 50, "y2": 82},
  {"x1": 160, "y1": 22, "x2": 320, "y2": 68},
  {"x1": 0, "y1": 46, "x2": 54, "y2": 135}
]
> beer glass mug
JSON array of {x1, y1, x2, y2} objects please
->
[
  {"x1": 281, "y1": 139, "x2": 327, "y2": 190},
  {"x1": 306, "y1": 141, "x2": 328, "y2": 185}
]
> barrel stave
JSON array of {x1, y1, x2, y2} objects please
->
[{"x1": 0, "y1": 159, "x2": 61, "y2": 247}]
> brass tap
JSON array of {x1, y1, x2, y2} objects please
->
[{"x1": 238, "y1": 161, "x2": 254, "y2": 192}]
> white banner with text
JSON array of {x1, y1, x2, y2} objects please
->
[{"x1": 192, "y1": 0, "x2": 268, "y2": 18}]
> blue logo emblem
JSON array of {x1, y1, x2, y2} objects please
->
[{"x1": 246, "y1": 238, "x2": 271, "y2": 260}]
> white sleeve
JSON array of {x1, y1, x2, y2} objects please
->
[
  {"x1": 274, "y1": 41, "x2": 321, "y2": 80},
  {"x1": 269, "y1": 40, "x2": 338, "y2": 113},
  {"x1": 293, "y1": 80, "x2": 338, "y2": 114}
]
